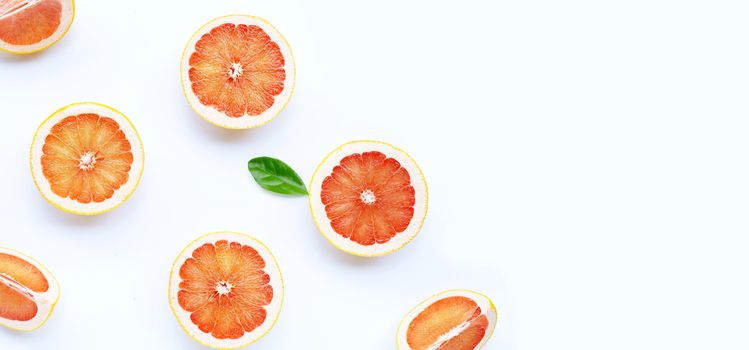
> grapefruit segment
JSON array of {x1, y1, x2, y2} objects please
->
[
  {"x1": 30, "y1": 102, "x2": 144, "y2": 215},
  {"x1": 181, "y1": 15, "x2": 295, "y2": 129},
  {"x1": 0, "y1": 247, "x2": 60, "y2": 331},
  {"x1": 397, "y1": 290, "x2": 498, "y2": 350},
  {"x1": 0, "y1": 0, "x2": 74, "y2": 54},
  {"x1": 169, "y1": 232, "x2": 283, "y2": 349},
  {"x1": 310, "y1": 141, "x2": 428, "y2": 257}
]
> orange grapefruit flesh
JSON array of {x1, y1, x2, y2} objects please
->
[
  {"x1": 0, "y1": 0, "x2": 61, "y2": 45},
  {"x1": 189, "y1": 23, "x2": 286, "y2": 118},
  {"x1": 41, "y1": 113, "x2": 133, "y2": 204},
  {"x1": 406, "y1": 297, "x2": 488, "y2": 350},
  {"x1": 0, "y1": 0, "x2": 73, "y2": 54},
  {"x1": 0, "y1": 252, "x2": 49, "y2": 322},
  {"x1": 177, "y1": 240, "x2": 273, "y2": 340},
  {"x1": 397, "y1": 290, "x2": 497, "y2": 350},
  {"x1": 310, "y1": 141, "x2": 428, "y2": 257},
  {"x1": 169, "y1": 232, "x2": 283, "y2": 349},
  {"x1": 31, "y1": 103, "x2": 144, "y2": 215},
  {"x1": 0, "y1": 248, "x2": 59, "y2": 331},
  {"x1": 181, "y1": 15, "x2": 295, "y2": 129},
  {"x1": 321, "y1": 151, "x2": 416, "y2": 246}
]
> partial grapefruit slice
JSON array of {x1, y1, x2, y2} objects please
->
[
  {"x1": 169, "y1": 232, "x2": 284, "y2": 349},
  {"x1": 309, "y1": 140, "x2": 428, "y2": 257},
  {"x1": 181, "y1": 15, "x2": 295, "y2": 129},
  {"x1": 397, "y1": 290, "x2": 498, "y2": 350},
  {"x1": 0, "y1": 247, "x2": 60, "y2": 331},
  {"x1": 30, "y1": 102, "x2": 145, "y2": 215},
  {"x1": 0, "y1": 0, "x2": 74, "y2": 54}
]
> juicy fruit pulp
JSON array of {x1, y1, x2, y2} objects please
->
[
  {"x1": 0, "y1": 253, "x2": 48, "y2": 322},
  {"x1": 30, "y1": 102, "x2": 144, "y2": 215},
  {"x1": 189, "y1": 23, "x2": 286, "y2": 118},
  {"x1": 407, "y1": 297, "x2": 489, "y2": 350},
  {"x1": 0, "y1": 0, "x2": 73, "y2": 54},
  {"x1": 321, "y1": 151, "x2": 415, "y2": 246},
  {"x1": 178, "y1": 240, "x2": 273, "y2": 339},
  {"x1": 181, "y1": 15, "x2": 295, "y2": 129},
  {"x1": 169, "y1": 232, "x2": 283, "y2": 349},
  {"x1": 41, "y1": 114, "x2": 133, "y2": 203},
  {"x1": 310, "y1": 141, "x2": 428, "y2": 257},
  {"x1": 0, "y1": 248, "x2": 59, "y2": 331},
  {"x1": 0, "y1": 0, "x2": 60, "y2": 45},
  {"x1": 398, "y1": 291, "x2": 497, "y2": 350}
]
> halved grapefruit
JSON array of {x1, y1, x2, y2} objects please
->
[
  {"x1": 180, "y1": 15, "x2": 295, "y2": 129},
  {"x1": 0, "y1": 247, "x2": 60, "y2": 332},
  {"x1": 397, "y1": 290, "x2": 498, "y2": 350},
  {"x1": 169, "y1": 232, "x2": 284, "y2": 349},
  {"x1": 309, "y1": 140, "x2": 428, "y2": 257},
  {"x1": 0, "y1": 0, "x2": 74, "y2": 54},
  {"x1": 30, "y1": 102, "x2": 144, "y2": 215}
]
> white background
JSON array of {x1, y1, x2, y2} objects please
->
[{"x1": 1, "y1": 0, "x2": 748, "y2": 349}]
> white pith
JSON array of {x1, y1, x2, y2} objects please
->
[
  {"x1": 180, "y1": 15, "x2": 296, "y2": 129},
  {"x1": 168, "y1": 232, "x2": 284, "y2": 349},
  {"x1": 30, "y1": 102, "x2": 144, "y2": 215},
  {"x1": 0, "y1": 0, "x2": 74, "y2": 54},
  {"x1": 78, "y1": 151, "x2": 96, "y2": 170},
  {"x1": 309, "y1": 141, "x2": 428, "y2": 257},
  {"x1": 0, "y1": 247, "x2": 60, "y2": 332},
  {"x1": 228, "y1": 62, "x2": 243, "y2": 80},
  {"x1": 360, "y1": 189, "x2": 376, "y2": 205},
  {"x1": 396, "y1": 290, "x2": 498, "y2": 350}
]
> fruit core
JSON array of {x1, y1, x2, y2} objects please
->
[
  {"x1": 78, "y1": 151, "x2": 97, "y2": 170},
  {"x1": 215, "y1": 281, "x2": 233, "y2": 295},
  {"x1": 228, "y1": 62, "x2": 243, "y2": 80},
  {"x1": 360, "y1": 189, "x2": 376, "y2": 204}
]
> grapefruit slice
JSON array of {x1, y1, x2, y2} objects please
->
[
  {"x1": 0, "y1": 0, "x2": 74, "y2": 54},
  {"x1": 180, "y1": 15, "x2": 295, "y2": 129},
  {"x1": 0, "y1": 247, "x2": 60, "y2": 332},
  {"x1": 397, "y1": 290, "x2": 498, "y2": 350},
  {"x1": 309, "y1": 140, "x2": 428, "y2": 257},
  {"x1": 30, "y1": 102, "x2": 145, "y2": 215},
  {"x1": 169, "y1": 232, "x2": 284, "y2": 349}
]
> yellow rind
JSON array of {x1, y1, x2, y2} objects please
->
[
  {"x1": 395, "y1": 289, "x2": 498, "y2": 350},
  {"x1": 308, "y1": 140, "x2": 429, "y2": 257},
  {"x1": 0, "y1": 247, "x2": 61, "y2": 332},
  {"x1": 0, "y1": 0, "x2": 76, "y2": 55},
  {"x1": 180, "y1": 14, "x2": 296, "y2": 130},
  {"x1": 168, "y1": 231, "x2": 285, "y2": 349},
  {"x1": 29, "y1": 102, "x2": 145, "y2": 216}
]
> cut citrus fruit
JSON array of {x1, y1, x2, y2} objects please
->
[
  {"x1": 309, "y1": 140, "x2": 428, "y2": 257},
  {"x1": 180, "y1": 15, "x2": 295, "y2": 129},
  {"x1": 0, "y1": 0, "x2": 74, "y2": 54},
  {"x1": 0, "y1": 247, "x2": 60, "y2": 332},
  {"x1": 30, "y1": 102, "x2": 144, "y2": 215},
  {"x1": 397, "y1": 290, "x2": 498, "y2": 350},
  {"x1": 169, "y1": 232, "x2": 283, "y2": 349}
]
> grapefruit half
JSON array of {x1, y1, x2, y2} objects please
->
[
  {"x1": 169, "y1": 232, "x2": 284, "y2": 349},
  {"x1": 30, "y1": 102, "x2": 144, "y2": 215},
  {"x1": 181, "y1": 15, "x2": 295, "y2": 129},
  {"x1": 309, "y1": 140, "x2": 428, "y2": 257},
  {"x1": 397, "y1": 290, "x2": 498, "y2": 350},
  {"x1": 0, "y1": 247, "x2": 60, "y2": 332},
  {"x1": 0, "y1": 0, "x2": 74, "y2": 54}
]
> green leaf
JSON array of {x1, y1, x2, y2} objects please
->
[{"x1": 248, "y1": 157, "x2": 308, "y2": 196}]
